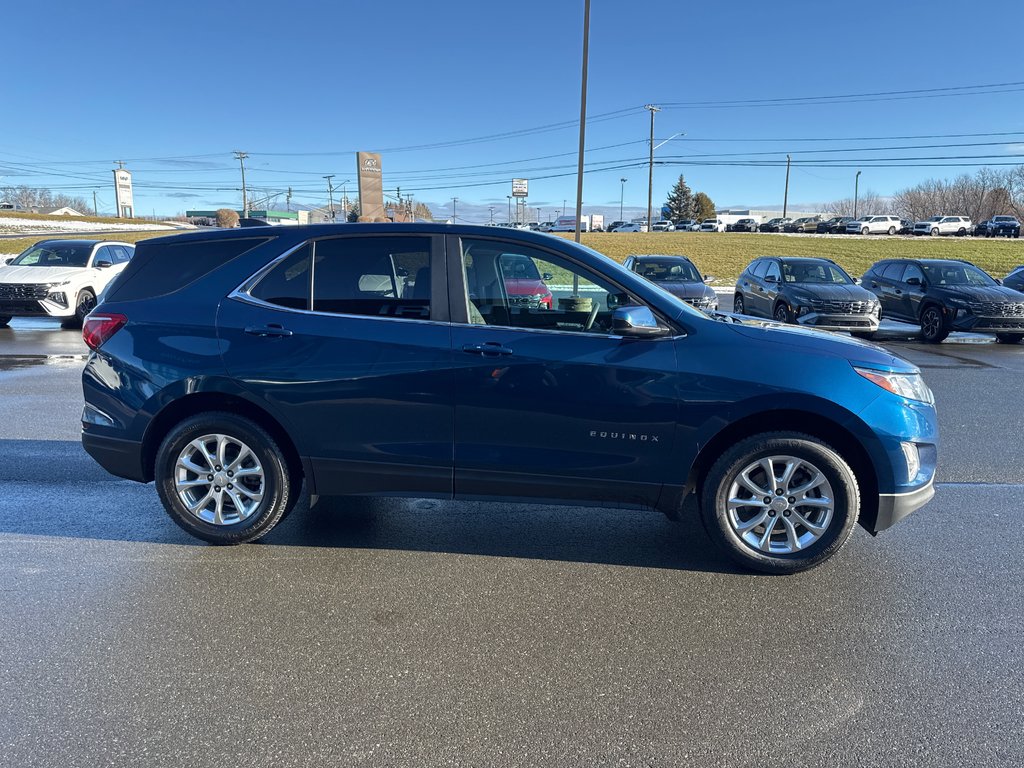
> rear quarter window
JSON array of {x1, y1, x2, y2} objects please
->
[{"x1": 105, "y1": 237, "x2": 272, "y2": 302}]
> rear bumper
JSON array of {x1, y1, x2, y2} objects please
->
[
  {"x1": 81, "y1": 431, "x2": 148, "y2": 483},
  {"x1": 873, "y1": 480, "x2": 935, "y2": 533}
]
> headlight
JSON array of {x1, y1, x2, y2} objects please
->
[{"x1": 854, "y1": 367, "x2": 934, "y2": 404}]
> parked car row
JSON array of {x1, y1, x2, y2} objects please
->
[
  {"x1": 634, "y1": 214, "x2": 1022, "y2": 238},
  {"x1": 731, "y1": 256, "x2": 1024, "y2": 344}
]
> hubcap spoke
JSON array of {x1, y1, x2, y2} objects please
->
[
  {"x1": 737, "y1": 469, "x2": 769, "y2": 497},
  {"x1": 778, "y1": 460, "x2": 798, "y2": 491},
  {"x1": 780, "y1": 516, "x2": 802, "y2": 551},
  {"x1": 734, "y1": 509, "x2": 769, "y2": 534},
  {"x1": 791, "y1": 509, "x2": 828, "y2": 535},
  {"x1": 757, "y1": 516, "x2": 779, "y2": 551},
  {"x1": 790, "y1": 471, "x2": 825, "y2": 496}
]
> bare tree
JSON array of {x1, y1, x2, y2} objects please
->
[
  {"x1": 1, "y1": 185, "x2": 89, "y2": 212},
  {"x1": 825, "y1": 190, "x2": 887, "y2": 217}
]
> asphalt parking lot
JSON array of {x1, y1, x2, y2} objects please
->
[{"x1": 1, "y1": 317, "x2": 1022, "y2": 767}]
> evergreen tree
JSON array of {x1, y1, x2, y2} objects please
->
[
  {"x1": 664, "y1": 175, "x2": 694, "y2": 221},
  {"x1": 346, "y1": 202, "x2": 361, "y2": 222},
  {"x1": 693, "y1": 192, "x2": 716, "y2": 221},
  {"x1": 413, "y1": 202, "x2": 433, "y2": 221}
]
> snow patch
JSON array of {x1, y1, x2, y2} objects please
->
[{"x1": 0, "y1": 217, "x2": 175, "y2": 234}]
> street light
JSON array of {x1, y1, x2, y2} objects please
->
[
  {"x1": 854, "y1": 171, "x2": 862, "y2": 219},
  {"x1": 323, "y1": 175, "x2": 335, "y2": 220},
  {"x1": 619, "y1": 177, "x2": 627, "y2": 221}
]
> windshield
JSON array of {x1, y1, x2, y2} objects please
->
[
  {"x1": 782, "y1": 261, "x2": 853, "y2": 284},
  {"x1": 499, "y1": 253, "x2": 542, "y2": 280},
  {"x1": 11, "y1": 243, "x2": 93, "y2": 268},
  {"x1": 921, "y1": 263, "x2": 997, "y2": 287},
  {"x1": 635, "y1": 259, "x2": 701, "y2": 282},
  {"x1": 924, "y1": 216, "x2": 942, "y2": 222}
]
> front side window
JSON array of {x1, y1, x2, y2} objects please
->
[
  {"x1": 782, "y1": 261, "x2": 852, "y2": 284},
  {"x1": 635, "y1": 259, "x2": 701, "y2": 282},
  {"x1": 751, "y1": 259, "x2": 769, "y2": 278},
  {"x1": 312, "y1": 236, "x2": 431, "y2": 319},
  {"x1": 921, "y1": 263, "x2": 996, "y2": 287},
  {"x1": 903, "y1": 264, "x2": 925, "y2": 284},
  {"x1": 459, "y1": 238, "x2": 639, "y2": 334},
  {"x1": 764, "y1": 261, "x2": 782, "y2": 282}
]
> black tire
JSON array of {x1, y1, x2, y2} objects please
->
[
  {"x1": 69, "y1": 288, "x2": 96, "y2": 328},
  {"x1": 957, "y1": 228, "x2": 966, "y2": 236},
  {"x1": 155, "y1": 412, "x2": 295, "y2": 544},
  {"x1": 699, "y1": 432, "x2": 860, "y2": 574},
  {"x1": 995, "y1": 333, "x2": 1024, "y2": 344},
  {"x1": 773, "y1": 302, "x2": 793, "y2": 324},
  {"x1": 733, "y1": 294, "x2": 746, "y2": 315},
  {"x1": 850, "y1": 331, "x2": 876, "y2": 340},
  {"x1": 861, "y1": 227, "x2": 870, "y2": 235},
  {"x1": 887, "y1": 226, "x2": 896, "y2": 235},
  {"x1": 930, "y1": 227, "x2": 939, "y2": 237},
  {"x1": 0, "y1": 315, "x2": 11, "y2": 327},
  {"x1": 919, "y1": 304, "x2": 949, "y2": 343}
]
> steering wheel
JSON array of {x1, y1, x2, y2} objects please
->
[{"x1": 583, "y1": 301, "x2": 600, "y2": 331}]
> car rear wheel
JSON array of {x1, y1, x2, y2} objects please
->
[
  {"x1": 773, "y1": 302, "x2": 793, "y2": 323},
  {"x1": 995, "y1": 333, "x2": 1024, "y2": 344},
  {"x1": 733, "y1": 294, "x2": 745, "y2": 315},
  {"x1": 887, "y1": 226, "x2": 896, "y2": 235},
  {"x1": 155, "y1": 412, "x2": 295, "y2": 544},
  {"x1": 919, "y1": 304, "x2": 949, "y2": 343},
  {"x1": 699, "y1": 433, "x2": 860, "y2": 574}
]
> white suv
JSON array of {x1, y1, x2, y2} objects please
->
[
  {"x1": 912, "y1": 215, "x2": 971, "y2": 237},
  {"x1": 651, "y1": 220, "x2": 675, "y2": 231},
  {"x1": 0, "y1": 239, "x2": 134, "y2": 327},
  {"x1": 699, "y1": 219, "x2": 724, "y2": 232},
  {"x1": 845, "y1": 215, "x2": 901, "y2": 235}
]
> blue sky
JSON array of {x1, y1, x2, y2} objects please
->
[{"x1": 2, "y1": 0, "x2": 1023, "y2": 222}]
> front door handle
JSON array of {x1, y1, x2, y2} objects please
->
[
  {"x1": 462, "y1": 342, "x2": 513, "y2": 357},
  {"x1": 245, "y1": 324, "x2": 293, "y2": 338},
  {"x1": 895, "y1": 289, "x2": 903, "y2": 295}
]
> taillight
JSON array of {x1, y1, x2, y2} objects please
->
[{"x1": 82, "y1": 313, "x2": 127, "y2": 351}]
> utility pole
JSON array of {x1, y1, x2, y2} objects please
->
[
  {"x1": 619, "y1": 177, "x2": 627, "y2": 221},
  {"x1": 489, "y1": 206, "x2": 495, "y2": 224},
  {"x1": 286, "y1": 187, "x2": 292, "y2": 212},
  {"x1": 782, "y1": 154, "x2": 791, "y2": 219},
  {"x1": 233, "y1": 151, "x2": 249, "y2": 218},
  {"x1": 507, "y1": 195, "x2": 512, "y2": 223},
  {"x1": 645, "y1": 104, "x2": 660, "y2": 232},
  {"x1": 451, "y1": 197, "x2": 458, "y2": 222},
  {"x1": 93, "y1": 190, "x2": 99, "y2": 217},
  {"x1": 323, "y1": 175, "x2": 335, "y2": 221},
  {"x1": 114, "y1": 160, "x2": 126, "y2": 170},
  {"x1": 573, "y1": 0, "x2": 591, "y2": 244},
  {"x1": 854, "y1": 170, "x2": 862, "y2": 219}
]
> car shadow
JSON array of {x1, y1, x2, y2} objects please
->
[{"x1": 0, "y1": 438, "x2": 740, "y2": 574}]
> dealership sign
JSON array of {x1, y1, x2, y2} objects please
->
[
  {"x1": 357, "y1": 151, "x2": 384, "y2": 220},
  {"x1": 112, "y1": 169, "x2": 134, "y2": 218},
  {"x1": 512, "y1": 178, "x2": 528, "y2": 197}
]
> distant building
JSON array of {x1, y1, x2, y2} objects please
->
[{"x1": 38, "y1": 206, "x2": 85, "y2": 216}]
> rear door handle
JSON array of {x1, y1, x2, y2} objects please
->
[
  {"x1": 245, "y1": 324, "x2": 293, "y2": 337},
  {"x1": 462, "y1": 342, "x2": 513, "y2": 357}
]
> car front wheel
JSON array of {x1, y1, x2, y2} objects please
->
[
  {"x1": 155, "y1": 412, "x2": 295, "y2": 544},
  {"x1": 861, "y1": 227, "x2": 870, "y2": 235},
  {"x1": 773, "y1": 303, "x2": 793, "y2": 323},
  {"x1": 919, "y1": 304, "x2": 949, "y2": 343},
  {"x1": 733, "y1": 294, "x2": 746, "y2": 315},
  {"x1": 700, "y1": 432, "x2": 860, "y2": 574},
  {"x1": 72, "y1": 288, "x2": 96, "y2": 327}
]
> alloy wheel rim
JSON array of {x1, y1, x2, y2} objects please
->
[
  {"x1": 79, "y1": 294, "x2": 95, "y2": 315},
  {"x1": 922, "y1": 309, "x2": 940, "y2": 337},
  {"x1": 725, "y1": 455, "x2": 835, "y2": 554},
  {"x1": 174, "y1": 434, "x2": 265, "y2": 525}
]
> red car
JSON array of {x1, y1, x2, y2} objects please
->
[{"x1": 500, "y1": 253, "x2": 554, "y2": 308}]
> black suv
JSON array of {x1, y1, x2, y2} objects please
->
[
  {"x1": 862, "y1": 258, "x2": 1024, "y2": 343},
  {"x1": 816, "y1": 217, "x2": 853, "y2": 234},
  {"x1": 728, "y1": 218, "x2": 759, "y2": 233},
  {"x1": 733, "y1": 256, "x2": 880, "y2": 336},
  {"x1": 622, "y1": 254, "x2": 718, "y2": 310}
]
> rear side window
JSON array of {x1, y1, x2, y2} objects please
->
[
  {"x1": 107, "y1": 237, "x2": 271, "y2": 302},
  {"x1": 882, "y1": 263, "x2": 906, "y2": 281},
  {"x1": 311, "y1": 236, "x2": 432, "y2": 319},
  {"x1": 751, "y1": 260, "x2": 769, "y2": 278},
  {"x1": 250, "y1": 245, "x2": 312, "y2": 310}
]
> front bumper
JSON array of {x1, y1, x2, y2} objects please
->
[
  {"x1": 950, "y1": 312, "x2": 1024, "y2": 334},
  {"x1": 0, "y1": 297, "x2": 74, "y2": 318},
  {"x1": 874, "y1": 480, "x2": 935, "y2": 532},
  {"x1": 796, "y1": 312, "x2": 881, "y2": 331}
]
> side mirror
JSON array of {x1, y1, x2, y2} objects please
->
[
  {"x1": 905, "y1": 277, "x2": 922, "y2": 287},
  {"x1": 852, "y1": 277, "x2": 861, "y2": 284},
  {"x1": 995, "y1": 278, "x2": 1003, "y2": 285},
  {"x1": 764, "y1": 274, "x2": 778, "y2": 283},
  {"x1": 94, "y1": 260, "x2": 112, "y2": 269},
  {"x1": 2, "y1": 257, "x2": 13, "y2": 265},
  {"x1": 542, "y1": 272, "x2": 553, "y2": 281},
  {"x1": 703, "y1": 275, "x2": 715, "y2": 284},
  {"x1": 612, "y1": 306, "x2": 668, "y2": 338}
]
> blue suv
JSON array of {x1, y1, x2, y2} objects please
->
[{"x1": 81, "y1": 224, "x2": 938, "y2": 573}]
